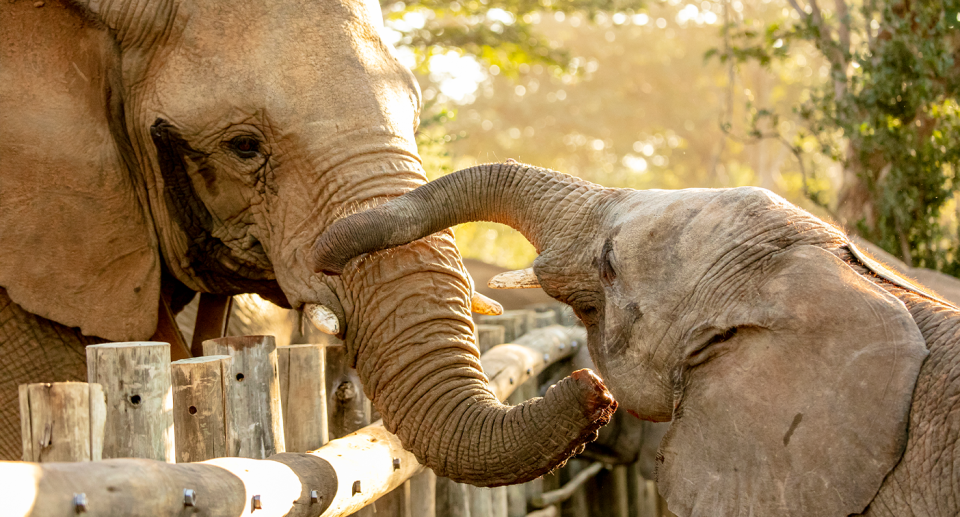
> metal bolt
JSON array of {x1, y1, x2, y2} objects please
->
[
  {"x1": 73, "y1": 493, "x2": 87, "y2": 513},
  {"x1": 310, "y1": 490, "x2": 321, "y2": 505},
  {"x1": 252, "y1": 495, "x2": 262, "y2": 510},
  {"x1": 526, "y1": 368, "x2": 533, "y2": 375},
  {"x1": 559, "y1": 344, "x2": 565, "y2": 351},
  {"x1": 393, "y1": 458, "x2": 401, "y2": 471},
  {"x1": 509, "y1": 377, "x2": 515, "y2": 385},
  {"x1": 543, "y1": 354, "x2": 550, "y2": 363},
  {"x1": 352, "y1": 480, "x2": 362, "y2": 495},
  {"x1": 572, "y1": 340, "x2": 579, "y2": 348},
  {"x1": 183, "y1": 489, "x2": 197, "y2": 507}
]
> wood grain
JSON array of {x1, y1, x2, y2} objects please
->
[
  {"x1": 85, "y1": 342, "x2": 174, "y2": 462},
  {"x1": 19, "y1": 382, "x2": 105, "y2": 462}
]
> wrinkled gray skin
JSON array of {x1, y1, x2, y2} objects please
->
[
  {"x1": 313, "y1": 162, "x2": 960, "y2": 516},
  {"x1": 0, "y1": 2, "x2": 616, "y2": 482}
]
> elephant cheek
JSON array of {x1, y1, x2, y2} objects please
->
[{"x1": 592, "y1": 322, "x2": 673, "y2": 422}]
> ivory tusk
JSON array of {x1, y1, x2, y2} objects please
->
[
  {"x1": 304, "y1": 303, "x2": 341, "y2": 335},
  {"x1": 488, "y1": 268, "x2": 540, "y2": 289},
  {"x1": 471, "y1": 292, "x2": 503, "y2": 315}
]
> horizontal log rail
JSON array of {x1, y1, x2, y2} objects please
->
[{"x1": 2, "y1": 325, "x2": 586, "y2": 517}]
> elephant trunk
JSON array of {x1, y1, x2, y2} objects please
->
[
  {"x1": 312, "y1": 162, "x2": 608, "y2": 275},
  {"x1": 311, "y1": 163, "x2": 616, "y2": 486}
]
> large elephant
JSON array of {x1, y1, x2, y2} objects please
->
[
  {"x1": 0, "y1": 2, "x2": 616, "y2": 482},
  {"x1": 313, "y1": 162, "x2": 960, "y2": 516}
]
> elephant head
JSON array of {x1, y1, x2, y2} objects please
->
[
  {"x1": 0, "y1": 3, "x2": 614, "y2": 481},
  {"x1": 313, "y1": 162, "x2": 932, "y2": 514}
]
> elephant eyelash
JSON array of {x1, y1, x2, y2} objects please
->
[
  {"x1": 687, "y1": 327, "x2": 738, "y2": 365},
  {"x1": 599, "y1": 240, "x2": 617, "y2": 284}
]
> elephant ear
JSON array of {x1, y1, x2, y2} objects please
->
[
  {"x1": 657, "y1": 245, "x2": 927, "y2": 516},
  {"x1": 0, "y1": 3, "x2": 160, "y2": 341}
]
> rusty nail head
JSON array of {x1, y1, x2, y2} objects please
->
[
  {"x1": 310, "y1": 490, "x2": 321, "y2": 505},
  {"x1": 352, "y1": 480, "x2": 362, "y2": 495},
  {"x1": 183, "y1": 489, "x2": 197, "y2": 507},
  {"x1": 252, "y1": 495, "x2": 262, "y2": 510},
  {"x1": 73, "y1": 493, "x2": 87, "y2": 513},
  {"x1": 393, "y1": 458, "x2": 401, "y2": 470}
]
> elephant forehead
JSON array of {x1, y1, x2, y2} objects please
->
[
  {"x1": 609, "y1": 187, "x2": 840, "y2": 302},
  {"x1": 150, "y1": 0, "x2": 413, "y2": 129},
  {"x1": 613, "y1": 187, "x2": 831, "y2": 263}
]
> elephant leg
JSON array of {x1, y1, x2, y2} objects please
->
[{"x1": 0, "y1": 287, "x2": 99, "y2": 460}]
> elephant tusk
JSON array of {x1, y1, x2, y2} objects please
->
[
  {"x1": 304, "y1": 303, "x2": 340, "y2": 335},
  {"x1": 471, "y1": 292, "x2": 503, "y2": 315},
  {"x1": 488, "y1": 268, "x2": 541, "y2": 289}
]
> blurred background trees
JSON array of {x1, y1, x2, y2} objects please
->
[{"x1": 381, "y1": 0, "x2": 960, "y2": 273}]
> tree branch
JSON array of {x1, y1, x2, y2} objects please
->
[{"x1": 833, "y1": 0, "x2": 851, "y2": 58}]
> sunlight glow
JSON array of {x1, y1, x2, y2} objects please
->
[
  {"x1": 623, "y1": 154, "x2": 649, "y2": 173},
  {"x1": 428, "y1": 52, "x2": 487, "y2": 103}
]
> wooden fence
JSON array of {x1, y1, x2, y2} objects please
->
[{"x1": 4, "y1": 307, "x2": 672, "y2": 517}]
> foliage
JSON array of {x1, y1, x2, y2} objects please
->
[
  {"x1": 407, "y1": 0, "x2": 822, "y2": 268},
  {"x1": 382, "y1": 0, "x2": 647, "y2": 76},
  {"x1": 712, "y1": 0, "x2": 960, "y2": 272}
]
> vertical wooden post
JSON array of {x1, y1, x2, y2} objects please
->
[
  {"x1": 560, "y1": 459, "x2": 590, "y2": 517},
  {"x1": 277, "y1": 344, "x2": 328, "y2": 452},
  {"x1": 491, "y1": 486, "x2": 508, "y2": 517},
  {"x1": 372, "y1": 480, "x2": 412, "y2": 517},
  {"x1": 469, "y1": 486, "x2": 494, "y2": 517},
  {"x1": 325, "y1": 344, "x2": 370, "y2": 440},
  {"x1": 503, "y1": 309, "x2": 534, "y2": 339},
  {"x1": 436, "y1": 477, "x2": 470, "y2": 517},
  {"x1": 86, "y1": 342, "x2": 174, "y2": 461},
  {"x1": 476, "y1": 324, "x2": 505, "y2": 354},
  {"x1": 202, "y1": 335, "x2": 284, "y2": 458},
  {"x1": 531, "y1": 311, "x2": 557, "y2": 329},
  {"x1": 190, "y1": 293, "x2": 232, "y2": 357},
  {"x1": 170, "y1": 355, "x2": 231, "y2": 463},
  {"x1": 476, "y1": 310, "x2": 533, "y2": 343},
  {"x1": 19, "y1": 382, "x2": 105, "y2": 462},
  {"x1": 410, "y1": 469, "x2": 437, "y2": 517},
  {"x1": 325, "y1": 343, "x2": 375, "y2": 517},
  {"x1": 612, "y1": 465, "x2": 631, "y2": 517}
]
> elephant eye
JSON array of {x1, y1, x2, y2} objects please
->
[
  {"x1": 228, "y1": 136, "x2": 261, "y2": 159},
  {"x1": 600, "y1": 248, "x2": 617, "y2": 284}
]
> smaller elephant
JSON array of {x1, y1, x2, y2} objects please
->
[{"x1": 313, "y1": 163, "x2": 960, "y2": 516}]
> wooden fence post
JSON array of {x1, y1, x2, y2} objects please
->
[
  {"x1": 531, "y1": 311, "x2": 557, "y2": 329},
  {"x1": 410, "y1": 469, "x2": 437, "y2": 517},
  {"x1": 436, "y1": 476, "x2": 470, "y2": 517},
  {"x1": 19, "y1": 382, "x2": 105, "y2": 463},
  {"x1": 476, "y1": 310, "x2": 534, "y2": 342},
  {"x1": 492, "y1": 485, "x2": 509, "y2": 517},
  {"x1": 277, "y1": 344, "x2": 328, "y2": 452},
  {"x1": 476, "y1": 324, "x2": 506, "y2": 353},
  {"x1": 325, "y1": 343, "x2": 375, "y2": 517},
  {"x1": 325, "y1": 344, "x2": 370, "y2": 440},
  {"x1": 202, "y1": 335, "x2": 284, "y2": 458},
  {"x1": 86, "y1": 342, "x2": 174, "y2": 461},
  {"x1": 5, "y1": 326, "x2": 588, "y2": 517},
  {"x1": 170, "y1": 355, "x2": 231, "y2": 463}
]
